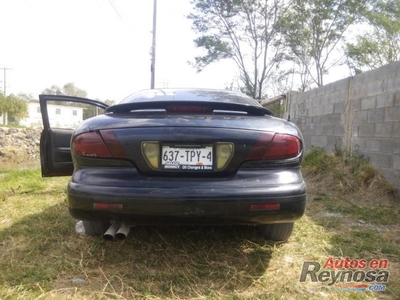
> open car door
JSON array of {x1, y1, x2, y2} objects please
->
[{"x1": 39, "y1": 95, "x2": 109, "y2": 177}]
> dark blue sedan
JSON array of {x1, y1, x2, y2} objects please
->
[{"x1": 39, "y1": 88, "x2": 306, "y2": 241}]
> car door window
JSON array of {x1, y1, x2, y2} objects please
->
[
  {"x1": 39, "y1": 95, "x2": 108, "y2": 177},
  {"x1": 46, "y1": 100, "x2": 106, "y2": 129}
]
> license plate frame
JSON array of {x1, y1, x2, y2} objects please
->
[{"x1": 161, "y1": 144, "x2": 214, "y2": 171}]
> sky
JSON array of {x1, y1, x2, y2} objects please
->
[
  {"x1": 0, "y1": 0, "x2": 238, "y2": 101},
  {"x1": 0, "y1": 0, "x2": 355, "y2": 103}
]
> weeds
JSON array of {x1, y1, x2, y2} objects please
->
[
  {"x1": 302, "y1": 146, "x2": 334, "y2": 174},
  {"x1": 0, "y1": 153, "x2": 399, "y2": 299},
  {"x1": 303, "y1": 147, "x2": 398, "y2": 197}
]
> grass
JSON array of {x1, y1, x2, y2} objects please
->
[{"x1": 0, "y1": 150, "x2": 399, "y2": 299}]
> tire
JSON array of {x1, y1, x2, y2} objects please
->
[
  {"x1": 259, "y1": 223, "x2": 294, "y2": 241},
  {"x1": 82, "y1": 220, "x2": 110, "y2": 236}
]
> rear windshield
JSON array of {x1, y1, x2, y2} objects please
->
[{"x1": 120, "y1": 89, "x2": 261, "y2": 107}]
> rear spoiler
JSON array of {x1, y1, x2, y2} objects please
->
[{"x1": 106, "y1": 101, "x2": 273, "y2": 116}]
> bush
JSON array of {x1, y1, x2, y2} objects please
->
[{"x1": 303, "y1": 147, "x2": 398, "y2": 196}]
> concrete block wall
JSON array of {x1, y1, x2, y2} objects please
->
[{"x1": 288, "y1": 61, "x2": 400, "y2": 190}]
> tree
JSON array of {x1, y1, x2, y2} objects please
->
[
  {"x1": 41, "y1": 84, "x2": 117, "y2": 120},
  {"x1": 16, "y1": 93, "x2": 35, "y2": 102},
  {"x1": 41, "y1": 85, "x2": 63, "y2": 95},
  {"x1": 62, "y1": 82, "x2": 88, "y2": 98},
  {"x1": 6, "y1": 94, "x2": 28, "y2": 119},
  {"x1": 0, "y1": 92, "x2": 5, "y2": 112},
  {"x1": 188, "y1": 0, "x2": 289, "y2": 99},
  {"x1": 0, "y1": 93, "x2": 28, "y2": 123},
  {"x1": 346, "y1": 0, "x2": 400, "y2": 73},
  {"x1": 280, "y1": 0, "x2": 365, "y2": 88},
  {"x1": 42, "y1": 82, "x2": 87, "y2": 98},
  {"x1": 103, "y1": 99, "x2": 116, "y2": 106}
]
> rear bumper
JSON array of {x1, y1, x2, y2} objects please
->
[
  {"x1": 69, "y1": 195, "x2": 306, "y2": 225},
  {"x1": 67, "y1": 167, "x2": 306, "y2": 225}
]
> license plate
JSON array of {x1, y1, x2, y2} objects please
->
[{"x1": 162, "y1": 145, "x2": 213, "y2": 171}]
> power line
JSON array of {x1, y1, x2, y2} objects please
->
[
  {"x1": 1, "y1": 67, "x2": 11, "y2": 97},
  {"x1": 1, "y1": 67, "x2": 12, "y2": 125},
  {"x1": 107, "y1": 0, "x2": 123, "y2": 20},
  {"x1": 150, "y1": 0, "x2": 157, "y2": 89}
]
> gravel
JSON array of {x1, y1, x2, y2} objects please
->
[{"x1": 0, "y1": 127, "x2": 41, "y2": 163}]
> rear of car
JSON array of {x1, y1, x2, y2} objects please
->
[{"x1": 65, "y1": 89, "x2": 306, "y2": 241}]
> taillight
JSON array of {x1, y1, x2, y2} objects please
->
[
  {"x1": 263, "y1": 134, "x2": 302, "y2": 160},
  {"x1": 245, "y1": 132, "x2": 275, "y2": 160},
  {"x1": 246, "y1": 133, "x2": 301, "y2": 161},
  {"x1": 73, "y1": 132, "x2": 113, "y2": 158},
  {"x1": 101, "y1": 130, "x2": 128, "y2": 158}
]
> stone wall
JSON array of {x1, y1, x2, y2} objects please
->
[
  {"x1": 0, "y1": 127, "x2": 41, "y2": 163},
  {"x1": 288, "y1": 61, "x2": 400, "y2": 190}
]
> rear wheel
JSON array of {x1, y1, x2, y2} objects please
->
[
  {"x1": 259, "y1": 223, "x2": 294, "y2": 241},
  {"x1": 82, "y1": 220, "x2": 110, "y2": 236}
]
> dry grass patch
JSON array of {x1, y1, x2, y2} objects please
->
[{"x1": 0, "y1": 151, "x2": 399, "y2": 299}]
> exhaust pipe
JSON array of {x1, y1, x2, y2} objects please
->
[
  {"x1": 103, "y1": 223, "x2": 119, "y2": 240},
  {"x1": 115, "y1": 222, "x2": 131, "y2": 240}
]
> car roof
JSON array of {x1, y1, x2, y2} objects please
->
[{"x1": 120, "y1": 88, "x2": 261, "y2": 106}]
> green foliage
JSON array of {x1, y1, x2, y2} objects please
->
[
  {"x1": 41, "y1": 84, "x2": 63, "y2": 95},
  {"x1": 63, "y1": 82, "x2": 87, "y2": 98},
  {"x1": 304, "y1": 147, "x2": 398, "y2": 196},
  {"x1": 0, "y1": 92, "x2": 5, "y2": 114},
  {"x1": 41, "y1": 84, "x2": 114, "y2": 122},
  {"x1": 264, "y1": 101, "x2": 285, "y2": 118},
  {"x1": 16, "y1": 93, "x2": 35, "y2": 102},
  {"x1": 189, "y1": 0, "x2": 368, "y2": 95},
  {"x1": 189, "y1": 0, "x2": 288, "y2": 99},
  {"x1": 346, "y1": 0, "x2": 400, "y2": 72},
  {"x1": 0, "y1": 169, "x2": 47, "y2": 193},
  {"x1": 0, "y1": 93, "x2": 28, "y2": 120},
  {"x1": 344, "y1": 152, "x2": 378, "y2": 186},
  {"x1": 5, "y1": 94, "x2": 28, "y2": 119},
  {"x1": 325, "y1": 201, "x2": 398, "y2": 225},
  {"x1": 193, "y1": 35, "x2": 233, "y2": 71},
  {"x1": 42, "y1": 82, "x2": 87, "y2": 98},
  {"x1": 103, "y1": 99, "x2": 116, "y2": 106},
  {"x1": 280, "y1": 0, "x2": 365, "y2": 88},
  {"x1": 302, "y1": 146, "x2": 336, "y2": 173}
]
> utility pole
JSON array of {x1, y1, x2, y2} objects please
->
[
  {"x1": 1, "y1": 67, "x2": 12, "y2": 125},
  {"x1": 150, "y1": 0, "x2": 157, "y2": 89}
]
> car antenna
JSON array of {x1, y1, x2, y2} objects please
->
[{"x1": 287, "y1": 91, "x2": 291, "y2": 121}]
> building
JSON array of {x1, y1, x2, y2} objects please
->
[{"x1": 20, "y1": 101, "x2": 84, "y2": 128}]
